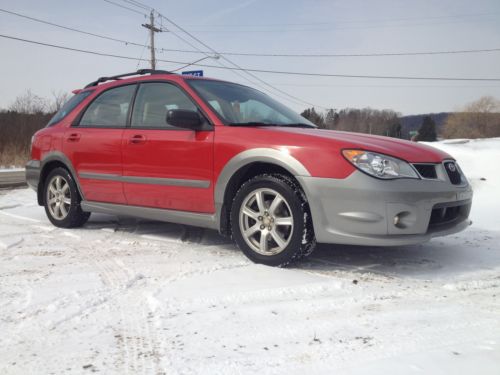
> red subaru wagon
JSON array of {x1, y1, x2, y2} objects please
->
[{"x1": 26, "y1": 69, "x2": 472, "y2": 266}]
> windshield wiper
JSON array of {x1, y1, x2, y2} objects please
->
[
  {"x1": 229, "y1": 122, "x2": 316, "y2": 128},
  {"x1": 281, "y1": 123, "x2": 317, "y2": 128},
  {"x1": 228, "y1": 122, "x2": 272, "y2": 127}
]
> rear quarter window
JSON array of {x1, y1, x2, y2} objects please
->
[{"x1": 46, "y1": 91, "x2": 93, "y2": 127}]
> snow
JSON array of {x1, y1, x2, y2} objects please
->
[
  {"x1": 0, "y1": 168, "x2": 25, "y2": 172},
  {"x1": 422, "y1": 138, "x2": 500, "y2": 231},
  {"x1": 1, "y1": 138, "x2": 500, "y2": 374}
]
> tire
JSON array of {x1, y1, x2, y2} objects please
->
[
  {"x1": 43, "y1": 167, "x2": 90, "y2": 228},
  {"x1": 230, "y1": 173, "x2": 316, "y2": 267}
]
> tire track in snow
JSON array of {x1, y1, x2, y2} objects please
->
[{"x1": 82, "y1": 227, "x2": 163, "y2": 374}]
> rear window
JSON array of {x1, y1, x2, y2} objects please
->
[{"x1": 46, "y1": 91, "x2": 93, "y2": 127}]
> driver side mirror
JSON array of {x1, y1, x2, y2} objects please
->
[{"x1": 166, "y1": 109, "x2": 208, "y2": 131}]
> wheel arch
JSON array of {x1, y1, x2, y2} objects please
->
[
  {"x1": 38, "y1": 152, "x2": 84, "y2": 205},
  {"x1": 215, "y1": 148, "x2": 311, "y2": 236}
]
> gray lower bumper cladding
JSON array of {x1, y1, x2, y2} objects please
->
[
  {"x1": 297, "y1": 171, "x2": 473, "y2": 247},
  {"x1": 25, "y1": 160, "x2": 41, "y2": 191}
]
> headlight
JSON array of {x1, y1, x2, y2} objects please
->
[{"x1": 342, "y1": 149, "x2": 419, "y2": 180}]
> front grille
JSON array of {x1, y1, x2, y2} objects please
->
[
  {"x1": 413, "y1": 164, "x2": 437, "y2": 179},
  {"x1": 427, "y1": 200, "x2": 471, "y2": 231},
  {"x1": 444, "y1": 161, "x2": 462, "y2": 185}
]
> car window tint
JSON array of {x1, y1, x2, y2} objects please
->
[
  {"x1": 131, "y1": 82, "x2": 197, "y2": 129},
  {"x1": 238, "y1": 99, "x2": 289, "y2": 124},
  {"x1": 187, "y1": 79, "x2": 315, "y2": 126},
  {"x1": 79, "y1": 85, "x2": 135, "y2": 127}
]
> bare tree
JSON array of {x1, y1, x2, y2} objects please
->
[
  {"x1": 443, "y1": 96, "x2": 500, "y2": 138},
  {"x1": 9, "y1": 89, "x2": 49, "y2": 114},
  {"x1": 49, "y1": 90, "x2": 71, "y2": 113}
]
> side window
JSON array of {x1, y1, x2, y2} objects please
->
[
  {"x1": 131, "y1": 82, "x2": 198, "y2": 129},
  {"x1": 79, "y1": 85, "x2": 135, "y2": 127}
]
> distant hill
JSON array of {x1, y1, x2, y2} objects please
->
[{"x1": 399, "y1": 112, "x2": 450, "y2": 139}]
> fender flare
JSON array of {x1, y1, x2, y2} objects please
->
[
  {"x1": 39, "y1": 151, "x2": 85, "y2": 201},
  {"x1": 214, "y1": 148, "x2": 311, "y2": 224}
]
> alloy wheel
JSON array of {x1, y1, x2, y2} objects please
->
[
  {"x1": 46, "y1": 175, "x2": 71, "y2": 220},
  {"x1": 239, "y1": 188, "x2": 294, "y2": 256}
]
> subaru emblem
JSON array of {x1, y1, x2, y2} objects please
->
[{"x1": 447, "y1": 162, "x2": 457, "y2": 172}]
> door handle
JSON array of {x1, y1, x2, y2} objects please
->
[
  {"x1": 129, "y1": 134, "x2": 147, "y2": 144},
  {"x1": 66, "y1": 133, "x2": 81, "y2": 142}
]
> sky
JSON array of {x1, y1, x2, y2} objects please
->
[{"x1": 0, "y1": 0, "x2": 499, "y2": 115}]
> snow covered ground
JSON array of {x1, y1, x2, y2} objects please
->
[{"x1": 1, "y1": 138, "x2": 499, "y2": 374}]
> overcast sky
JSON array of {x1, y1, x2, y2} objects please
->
[{"x1": 0, "y1": 0, "x2": 499, "y2": 115}]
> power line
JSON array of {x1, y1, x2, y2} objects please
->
[
  {"x1": 171, "y1": 56, "x2": 219, "y2": 72},
  {"x1": 100, "y1": 0, "x2": 329, "y2": 108},
  {"x1": 162, "y1": 21, "x2": 317, "y2": 108},
  {"x1": 156, "y1": 14, "x2": 329, "y2": 109},
  {"x1": 118, "y1": 0, "x2": 151, "y2": 11},
  {"x1": 3, "y1": 33, "x2": 500, "y2": 83},
  {"x1": 179, "y1": 13, "x2": 500, "y2": 33},
  {"x1": 268, "y1": 83, "x2": 500, "y2": 88},
  {"x1": 102, "y1": 0, "x2": 147, "y2": 15},
  {"x1": 0, "y1": 8, "x2": 146, "y2": 47},
  {"x1": 0, "y1": 33, "x2": 148, "y2": 62},
  {"x1": 156, "y1": 46, "x2": 500, "y2": 58},
  {"x1": 135, "y1": 34, "x2": 150, "y2": 69},
  {"x1": 3, "y1": 7, "x2": 499, "y2": 60},
  {"x1": 178, "y1": 18, "x2": 499, "y2": 33},
  {"x1": 179, "y1": 11, "x2": 500, "y2": 28}
]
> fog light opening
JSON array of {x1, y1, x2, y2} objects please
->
[
  {"x1": 394, "y1": 215, "x2": 400, "y2": 226},
  {"x1": 394, "y1": 211, "x2": 413, "y2": 229}
]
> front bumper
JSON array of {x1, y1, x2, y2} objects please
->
[
  {"x1": 297, "y1": 171, "x2": 473, "y2": 246},
  {"x1": 25, "y1": 160, "x2": 41, "y2": 191}
]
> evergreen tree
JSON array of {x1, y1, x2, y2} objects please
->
[
  {"x1": 417, "y1": 116, "x2": 437, "y2": 141},
  {"x1": 324, "y1": 108, "x2": 337, "y2": 129},
  {"x1": 300, "y1": 107, "x2": 325, "y2": 128},
  {"x1": 388, "y1": 123, "x2": 402, "y2": 138}
]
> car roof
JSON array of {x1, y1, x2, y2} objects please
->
[{"x1": 78, "y1": 70, "x2": 221, "y2": 93}]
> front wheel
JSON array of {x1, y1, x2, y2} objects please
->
[
  {"x1": 43, "y1": 167, "x2": 90, "y2": 228},
  {"x1": 230, "y1": 173, "x2": 316, "y2": 267}
]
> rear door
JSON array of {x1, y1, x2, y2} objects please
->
[
  {"x1": 121, "y1": 82, "x2": 214, "y2": 213},
  {"x1": 64, "y1": 84, "x2": 136, "y2": 204}
]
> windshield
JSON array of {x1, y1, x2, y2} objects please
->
[{"x1": 187, "y1": 79, "x2": 315, "y2": 127}]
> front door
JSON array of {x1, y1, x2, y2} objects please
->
[
  {"x1": 121, "y1": 82, "x2": 214, "y2": 213},
  {"x1": 64, "y1": 84, "x2": 136, "y2": 204}
]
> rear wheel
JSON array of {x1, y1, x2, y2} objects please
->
[
  {"x1": 230, "y1": 173, "x2": 316, "y2": 266},
  {"x1": 43, "y1": 167, "x2": 90, "y2": 228}
]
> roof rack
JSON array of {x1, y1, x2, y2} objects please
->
[{"x1": 84, "y1": 69, "x2": 172, "y2": 88}]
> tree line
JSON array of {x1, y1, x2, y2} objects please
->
[
  {"x1": 1, "y1": 90, "x2": 499, "y2": 167},
  {"x1": 0, "y1": 90, "x2": 68, "y2": 166},
  {"x1": 301, "y1": 95, "x2": 500, "y2": 142}
]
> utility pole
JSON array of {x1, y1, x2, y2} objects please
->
[{"x1": 142, "y1": 11, "x2": 162, "y2": 70}]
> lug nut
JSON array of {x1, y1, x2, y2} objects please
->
[
  {"x1": 268, "y1": 226, "x2": 272, "y2": 230},
  {"x1": 258, "y1": 216, "x2": 263, "y2": 221},
  {"x1": 264, "y1": 211, "x2": 269, "y2": 216},
  {"x1": 260, "y1": 225, "x2": 265, "y2": 230}
]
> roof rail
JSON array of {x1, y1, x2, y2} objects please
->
[{"x1": 84, "y1": 69, "x2": 173, "y2": 88}]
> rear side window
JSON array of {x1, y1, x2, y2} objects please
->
[
  {"x1": 79, "y1": 85, "x2": 136, "y2": 127},
  {"x1": 47, "y1": 91, "x2": 92, "y2": 127},
  {"x1": 131, "y1": 82, "x2": 198, "y2": 129}
]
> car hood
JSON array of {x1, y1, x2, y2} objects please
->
[{"x1": 268, "y1": 127, "x2": 452, "y2": 163}]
